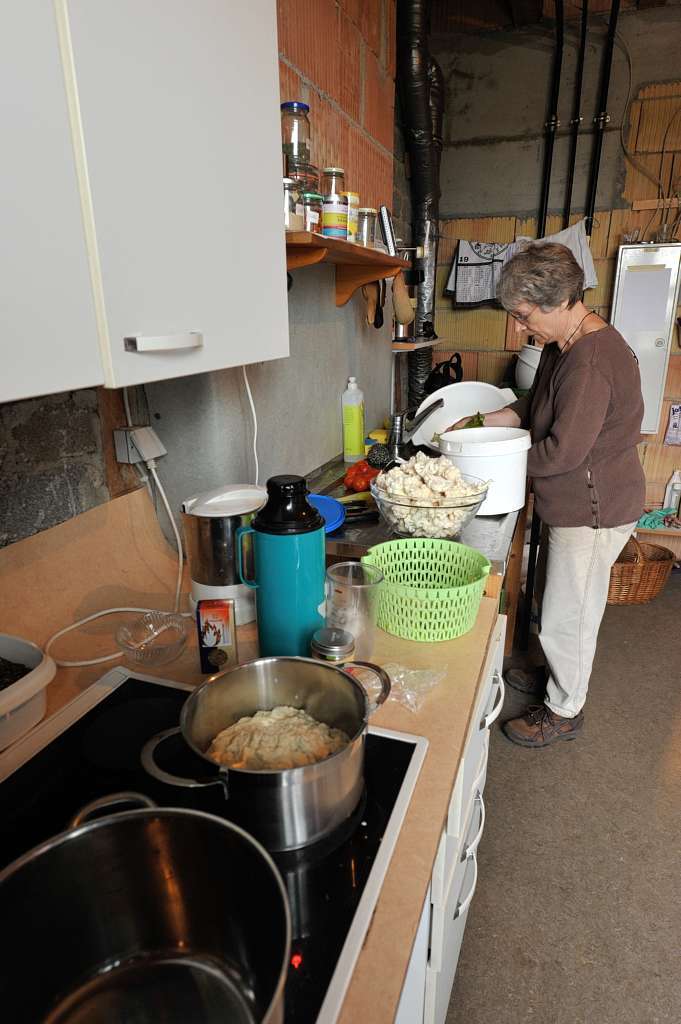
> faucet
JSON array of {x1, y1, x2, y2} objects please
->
[{"x1": 388, "y1": 397, "x2": 444, "y2": 460}]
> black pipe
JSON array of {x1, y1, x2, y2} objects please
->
[
  {"x1": 519, "y1": 0, "x2": 565, "y2": 652},
  {"x1": 537, "y1": 0, "x2": 564, "y2": 236},
  {"x1": 563, "y1": 0, "x2": 589, "y2": 228},
  {"x1": 585, "y1": 0, "x2": 620, "y2": 234}
]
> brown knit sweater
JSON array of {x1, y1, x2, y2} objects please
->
[{"x1": 508, "y1": 326, "x2": 645, "y2": 528}]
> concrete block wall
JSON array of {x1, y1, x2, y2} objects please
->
[{"x1": 277, "y1": 0, "x2": 396, "y2": 209}]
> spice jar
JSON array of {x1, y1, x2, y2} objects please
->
[
  {"x1": 342, "y1": 192, "x2": 360, "y2": 242},
  {"x1": 283, "y1": 178, "x2": 303, "y2": 231},
  {"x1": 297, "y1": 191, "x2": 323, "y2": 233},
  {"x1": 357, "y1": 208, "x2": 377, "y2": 247},
  {"x1": 322, "y1": 167, "x2": 346, "y2": 196},
  {"x1": 288, "y1": 159, "x2": 320, "y2": 194},
  {"x1": 311, "y1": 627, "x2": 355, "y2": 664},
  {"x1": 281, "y1": 102, "x2": 311, "y2": 175}
]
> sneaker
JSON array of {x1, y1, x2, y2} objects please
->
[
  {"x1": 505, "y1": 666, "x2": 547, "y2": 696},
  {"x1": 502, "y1": 704, "x2": 584, "y2": 748}
]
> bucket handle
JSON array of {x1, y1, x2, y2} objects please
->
[
  {"x1": 236, "y1": 525, "x2": 257, "y2": 589},
  {"x1": 70, "y1": 791, "x2": 156, "y2": 828},
  {"x1": 140, "y1": 728, "x2": 229, "y2": 797},
  {"x1": 344, "y1": 661, "x2": 391, "y2": 715}
]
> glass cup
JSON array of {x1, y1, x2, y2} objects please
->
[{"x1": 325, "y1": 562, "x2": 384, "y2": 660}]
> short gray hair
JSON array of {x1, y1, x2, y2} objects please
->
[{"x1": 498, "y1": 242, "x2": 584, "y2": 312}]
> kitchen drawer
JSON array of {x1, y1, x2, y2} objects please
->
[
  {"x1": 430, "y1": 775, "x2": 485, "y2": 970},
  {"x1": 431, "y1": 738, "x2": 488, "y2": 907},
  {"x1": 424, "y1": 856, "x2": 478, "y2": 1024}
]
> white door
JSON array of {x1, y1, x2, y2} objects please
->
[
  {"x1": 1, "y1": 0, "x2": 103, "y2": 403},
  {"x1": 610, "y1": 243, "x2": 681, "y2": 434},
  {"x1": 59, "y1": 0, "x2": 289, "y2": 388}
]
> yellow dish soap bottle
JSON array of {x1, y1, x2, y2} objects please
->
[{"x1": 342, "y1": 377, "x2": 365, "y2": 463}]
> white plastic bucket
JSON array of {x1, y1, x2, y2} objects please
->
[{"x1": 439, "y1": 427, "x2": 531, "y2": 515}]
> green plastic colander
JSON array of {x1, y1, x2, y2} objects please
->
[{"x1": 361, "y1": 538, "x2": 490, "y2": 642}]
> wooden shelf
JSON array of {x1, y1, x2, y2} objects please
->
[
  {"x1": 285, "y1": 231, "x2": 406, "y2": 306},
  {"x1": 391, "y1": 337, "x2": 439, "y2": 353}
]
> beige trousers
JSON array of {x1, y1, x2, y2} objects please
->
[{"x1": 536, "y1": 522, "x2": 637, "y2": 718}]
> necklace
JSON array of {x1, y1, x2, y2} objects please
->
[{"x1": 560, "y1": 311, "x2": 592, "y2": 354}]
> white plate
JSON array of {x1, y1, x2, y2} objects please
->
[{"x1": 412, "y1": 382, "x2": 517, "y2": 450}]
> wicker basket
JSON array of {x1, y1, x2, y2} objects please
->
[
  {"x1": 607, "y1": 535, "x2": 675, "y2": 605},
  {"x1": 361, "y1": 538, "x2": 490, "y2": 642}
]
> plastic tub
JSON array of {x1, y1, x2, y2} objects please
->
[
  {"x1": 0, "y1": 634, "x2": 56, "y2": 751},
  {"x1": 515, "y1": 344, "x2": 542, "y2": 389},
  {"x1": 438, "y1": 427, "x2": 531, "y2": 515}
]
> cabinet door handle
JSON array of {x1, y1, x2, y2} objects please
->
[
  {"x1": 124, "y1": 332, "x2": 203, "y2": 352},
  {"x1": 480, "y1": 670, "x2": 505, "y2": 730},
  {"x1": 463, "y1": 791, "x2": 485, "y2": 860},
  {"x1": 453, "y1": 853, "x2": 478, "y2": 921}
]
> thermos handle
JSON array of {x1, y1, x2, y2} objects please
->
[{"x1": 236, "y1": 526, "x2": 257, "y2": 589}]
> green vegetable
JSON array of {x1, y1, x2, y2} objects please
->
[{"x1": 461, "y1": 411, "x2": 485, "y2": 429}]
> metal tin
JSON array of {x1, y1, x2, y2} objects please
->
[{"x1": 311, "y1": 627, "x2": 355, "y2": 662}]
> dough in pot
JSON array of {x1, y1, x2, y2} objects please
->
[{"x1": 207, "y1": 705, "x2": 349, "y2": 770}]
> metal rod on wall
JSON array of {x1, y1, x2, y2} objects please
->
[
  {"x1": 585, "y1": 0, "x2": 620, "y2": 234},
  {"x1": 564, "y1": 0, "x2": 589, "y2": 228}
]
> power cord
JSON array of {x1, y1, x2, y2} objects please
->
[{"x1": 241, "y1": 365, "x2": 260, "y2": 486}]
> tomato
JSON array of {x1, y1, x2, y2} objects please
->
[{"x1": 344, "y1": 460, "x2": 379, "y2": 493}]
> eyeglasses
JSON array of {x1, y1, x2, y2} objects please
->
[{"x1": 508, "y1": 305, "x2": 536, "y2": 324}]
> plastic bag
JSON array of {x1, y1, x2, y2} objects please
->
[{"x1": 383, "y1": 662, "x2": 447, "y2": 713}]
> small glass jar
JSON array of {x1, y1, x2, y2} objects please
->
[
  {"x1": 322, "y1": 167, "x2": 346, "y2": 198},
  {"x1": 281, "y1": 102, "x2": 311, "y2": 175},
  {"x1": 310, "y1": 627, "x2": 355, "y2": 664},
  {"x1": 297, "y1": 191, "x2": 323, "y2": 233},
  {"x1": 357, "y1": 208, "x2": 377, "y2": 247},
  {"x1": 283, "y1": 178, "x2": 303, "y2": 231},
  {"x1": 288, "y1": 159, "x2": 320, "y2": 194}
]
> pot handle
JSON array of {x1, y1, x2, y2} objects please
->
[
  {"x1": 70, "y1": 791, "x2": 156, "y2": 828},
  {"x1": 140, "y1": 728, "x2": 229, "y2": 797},
  {"x1": 236, "y1": 525, "x2": 257, "y2": 589},
  {"x1": 345, "y1": 661, "x2": 391, "y2": 715}
]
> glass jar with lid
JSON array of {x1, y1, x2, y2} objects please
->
[
  {"x1": 288, "y1": 159, "x2": 320, "y2": 194},
  {"x1": 310, "y1": 627, "x2": 355, "y2": 664},
  {"x1": 281, "y1": 102, "x2": 311, "y2": 175},
  {"x1": 283, "y1": 178, "x2": 303, "y2": 231},
  {"x1": 322, "y1": 167, "x2": 345, "y2": 198},
  {"x1": 297, "y1": 192, "x2": 323, "y2": 234},
  {"x1": 357, "y1": 208, "x2": 377, "y2": 247}
]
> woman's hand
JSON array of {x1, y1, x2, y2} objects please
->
[
  {"x1": 445, "y1": 414, "x2": 484, "y2": 432},
  {"x1": 443, "y1": 407, "x2": 521, "y2": 433}
]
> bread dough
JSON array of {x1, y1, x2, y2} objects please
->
[{"x1": 207, "y1": 705, "x2": 349, "y2": 771}]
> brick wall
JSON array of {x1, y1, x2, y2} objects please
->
[
  {"x1": 277, "y1": 0, "x2": 396, "y2": 209},
  {"x1": 433, "y1": 81, "x2": 681, "y2": 505}
]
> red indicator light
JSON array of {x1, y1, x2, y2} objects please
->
[{"x1": 291, "y1": 953, "x2": 303, "y2": 970}]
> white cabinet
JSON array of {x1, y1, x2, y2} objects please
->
[
  {"x1": 0, "y1": 0, "x2": 104, "y2": 403},
  {"x1": 395, "y1": 886, "x2": 431, "y2": 1024},
  {"x1": 59, "y1": 0, "x2": 289, "y2": 388}
]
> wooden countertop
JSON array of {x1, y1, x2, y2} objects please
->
[{"x1": 0, "y1": 488, "x2": 498, "y2": 1022}]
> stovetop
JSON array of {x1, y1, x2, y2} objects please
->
[{"x1": 0, "y1": 668, "x2": 427, "y2": 1024}]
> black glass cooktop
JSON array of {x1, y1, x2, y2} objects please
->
[{"x1": 0, "y1": 677, "x2": 416, "y2": 1024}]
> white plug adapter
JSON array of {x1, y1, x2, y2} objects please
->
[{"x1": 114, "y1": 426, "x2": 167, "y2": 464}]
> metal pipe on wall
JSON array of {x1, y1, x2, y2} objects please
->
[
  {"x1": 563, "y1": 0, "x2": 589, "y2": 228},
  {"x1": 585, "y1": 0, "x2": 621, "y2": 234},
  {"x1": 396, "y1": 0, "x2": 445, "y2": 407},
  {"x1": 537, "y1": 0, "x2": 565, "y2": 237}
]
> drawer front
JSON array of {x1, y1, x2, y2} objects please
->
[
  {"x1": 430, "y1": 779, "x2": 485, "y2": 970},
  {"x1": 424, "y1": 856, "x2": 477, "y2": 1024},
  {"x1": 432, "y1": 738, "x2": 488, "y2": 907}
]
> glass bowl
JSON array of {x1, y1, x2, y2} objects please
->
[
  {"x1": 116, "y1": 612, "x2": 187, "y2": 666},
  {"x1": 370, "y1": 475, "x2": 488, "y2": 539}
]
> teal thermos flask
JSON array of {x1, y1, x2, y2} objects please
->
[{"x1": 237, "y1": 475, "x2": 326, "y2": 657}]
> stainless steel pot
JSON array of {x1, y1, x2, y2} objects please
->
[
  {"x1": 143, "y1": 656, "x2": 391, "y2": 851},
  {"x1": 0, "y1": 793, "x2": 291, "y2": 1024}
]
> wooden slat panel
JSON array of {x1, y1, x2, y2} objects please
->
[
  {"x1": 439, "y1": 216, "x2": 516, "y2": 265},
  {"x1": 606, "y1": 208, "x2": 664, "y2": 255},
  {"x1": 477, "y1": 351, "x2": 515, "y2": 386},
  {"x1": 588, "y1": 258, "x2": 616, "y2": 307},
  {"x1": 515, "y1": 215, "x2": 537, "y2": 239},
  {"x1": 642, "y1": 443, "x2": 681, "y2": 488},
  {"x1": 434, "y1": 308, "x2": 507, "y2": 350},
  {"x1": 622, "y1": 152, "x2": 664, "y2": 202},
  {"x1": 645, "y1": 480, "x2": 667, "y2": 505},
  {"x1": 639, "y1": 82, "x2": 681, "y2": 101},
  {"x1": 435, "y1": 265, "x2": 451, "y2": 309},
  {"x1": 589, "y1": 211, "x2": 611, "y2": 258},
  {"x1": 635, "y1": 97, "x2": 681, "y2": 153},
  {"x1": 664, "y1": 356, "x2": 681, "y2": 399},
  {"x1": 625, "y1": 99, "x2": 642, "y2": 152},
  {"x1": 431, "y1": 348, "x2": 480, "y2": 382}
]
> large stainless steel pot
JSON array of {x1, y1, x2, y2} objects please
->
[
  {"x1": 0, "y1": 793, "x2": 290, "y2": 1024},
  {"x1": 143, "y1": 656, "x2": 391, "y2": 852}
]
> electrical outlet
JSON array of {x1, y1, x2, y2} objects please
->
[{"x1": 114, "y1": 426, "x2": 167, "y2": 464}]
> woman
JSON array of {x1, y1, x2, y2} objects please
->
[{"x1": 459, "y1": 243, "x2": 645, "y2": 748}]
